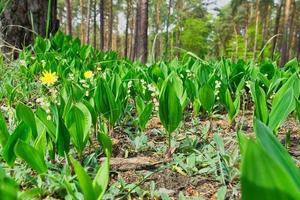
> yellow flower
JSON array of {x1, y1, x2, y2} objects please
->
[
  {"x1": 40, "y1": 70, "x2": 58, "y2": 86},
  {"x1": 84, "y1": 70, "x2": 94, "y2": 79}
]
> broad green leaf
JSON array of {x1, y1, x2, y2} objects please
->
[
  {"x1": 52, "y1": 105, "x2": 70, "y2": 156},
  {"x1": 3, "y1": 122, "x2": 31, "y2": 166},
  {"x1": 0, "y1": 111, "x2": 9, "y2": 147},
  {"x1": 0, "y1": 167, "x2": 18, "y2": 200},
  {"x1": 65, "y1": 103, "x2": 91, "y2": 154},
  {"x1": 14, "y1": 140, "x2": 47, "y2": 174},
  {"x1": 138, "y1": 103, "x2": 153, "y2": 131},
  {"x1": 94, "y1": 78, "x2": 121, "y2": 125},
  {"x1": 250, "y1": 83, "x2": 269, "y2": 124},
  {"x1": 159, "y1": 79, "x2": 183, "y2": 134},
  {"x1": 254, "y1": 120, "x2": 300, "y2": 188},
  {"x1": 36, "y1": 107, "x2": 56, "y2": 139},
  {"x1": 199, "y1": 84, "x2": 215, "y2": 113},
  {"x1": 70, "y1": 157, "x2": 96, "y2": 200},
  {"x1": 16, "y1": 103, "x2": 37, "y2": 138},
  {"x1": 241, "y1": 139, "x2": 300, "y2": 200},
  {"x1": 93, "y1": 158, "x2": 110, "y2": 199},
  {"x1": 269, "y1": 88, "x2": 294, "y2": 131},
  {"x1": 237, "y1": 131, "x2": 249, "y2": 157},
  {"x1": 97, "y1": 132, "x2": 112, "y2": 159}
]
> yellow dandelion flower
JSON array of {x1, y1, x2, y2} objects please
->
[
  {"x1": 84, "y1": 70, "x2": 94, "y2": 79},
  {"x1": 40, "y1": 70, "x2": 58, "y2": 86}
]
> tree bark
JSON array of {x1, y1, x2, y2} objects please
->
[
  {"x1": 65, "y1": 0, "x2": 72, "y2": 36},
  {"x1": 136, "y1": 0, "x2": 148, "y2": 63},
  {"x1": 272, "y1": 3, "x2": 282, "y2": 59},
  {"x1": 93, "y1": 0, "x2": 97, "y2": 48},
  {"x1": 85, "y1": 0, "x2": 91, "y2": 44},
  {"x1": 80, "y1": 0, "x2": 86, "y2": 44},
  {"x1": 124, "y1": 0, "x2": 132, "y2": 58},
  {"x1": 99, "y1": 0, "x2": 104, "y2": 50},
  {"x1": 155, "y1": 0, "x2": 161, "y2": 60},
  {"x1": 132, "y1": 2, "x2": 140, "y2": 60},
  {"x1": 108, "y1": 0, "x2": 113, "y2": 50},
  {"x1": 0, "y1": 0, "x2": 59, "y2": 56},
  {"x1": 253, "y1": 0, "x2": 260, "y2": 60},
  {"x1": 280, "y1": 0, "x2": 292, "y2": 66},
  {"x1": 165, "y1": 0, "x2": 173, "y2": 59}
]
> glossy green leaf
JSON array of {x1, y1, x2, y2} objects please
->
[
  {"x1": 70, "y1": 157, "x2": 96, "y2": 200},
  {"x1": 269, "y1": 88, "x2": 294, "y2": 131},
  {"x1": 97, "y1": 132, "x2": 112, "y2": 159},
  {"x1": 65, "y1": 103, "x2": 92, "y2": 154},
  {"x1": 0, "y1": 111, "x2": 9, "y2": 147},
  {"x1": 159, "y1": 79, "x2": 183, "y2": 134},
  {"x1": 14, "y1": 140, "x2": 48, "y2": 174},
  {"x1": 93, "y1": 158, "x2": 110, "y2": 199},
  {"x1": 2, "y1": 122, "x2": 31, "y2": 166},
  {"x1": 16, "y1": 103, "x2": 37, "y2": 138},
  {"x1": 199, "y1": 83, "x2": 215, "y2": 113},
  {"x1": 138, "y1": 103, "x2": 153, "y2": 131}
]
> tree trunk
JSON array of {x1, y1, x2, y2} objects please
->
[
  {"x1": 108, "y1": 0, "x2": 113, "y2": 50},
  {"x1": 272, "y1": 3, "x2": 282, "y2": 59},
  {"x1": 124, "y1": 0, "x2": 131, "y2": 58},
  {"x1": 80, "y1": 0, "x2": 86, "y2": 44},
  {"x1": 0, "y1": 0, "x2": 59, "y2": 56},
  {"x1": 253, "y1": 0, "x2": 260, "y2": 60},
  {"x1": 93, "y1": 0, "x2": 97, "y2": 48},
  {"x1": 260, "y1": 3, "x2": 271, "y2": 59},
  {"x1": 65, "y1": 0, "x2": 72, "y2": 36},
  {"x1": 244, "y1": 2, "x2": 250, "y2": 59},
  {"x1": 155, "y1": 0, "x2": 161, "y2": 60},
  {"x1": 135, "y1": 0, "x2": 148, "y2": 63},
  {"x1": 165, "y1": 0, "x2": 173, "y2": 59},
  {"x1": 280, "y1": 0, "x2": 292, "y2": 66},
  {"x1": 288, "y1": 1, "x2": 296, "y2": 59},
  {"x1": 85, "y1": 0, "x2": 91, "y2": 44},
  {"x1": 99, "y1": 0, "x2": 104, "y2": 50},
  {"x1": 132, "y1": 2, "x2": 140, "y2": 60}
]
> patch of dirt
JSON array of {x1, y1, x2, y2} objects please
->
[{"x1": 106, "y1": 111, "x2": 300, "y2": 199}]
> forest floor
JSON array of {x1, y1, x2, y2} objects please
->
[{"x1": 103, "y1": 111, "x2": 300, "y2": 199}]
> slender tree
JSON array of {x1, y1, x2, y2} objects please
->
[
  {"x1": 108, "y1": 0, "x2": 113, "y2": 50},
  {"x1": 99, "y1": 0, "x2": 105, "y2": 50},
  {"x1": 253, "y1": 0, "x2": 260, "y2": 60},
  {"x1": 134, "y1": 0, "x2": 148, "y2": 63},
  {"x1": 65, "y1": 0, "x2": 72, "y2": 36},
  {"x1": 86, "y1": 0, "x2": 92, "y2": 44},
  {"x1": 93, "y1": 0, "x2": 97, "y2": 48},
  {"x1": 272, "y1": 3, "x2": 282, "y2": 59},
  {"x1": 164, "y1": 0, "x2": 173, "y2": 59},
  {"x1": 80, "y1": 0, "x2": 86, "y2": 44},
  {"x1": 280, "y1": 0, "x2": 292, "y2": 66}
]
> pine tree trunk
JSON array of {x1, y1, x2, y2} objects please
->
[
  {"x1": 80, "y1": 0, "x2": 86, "y2": 44},
  {"x1": 272, "y1": 3, "x2": 282, "y2": 59},
  {"x1": 132, "y1": 2, "x2": 140, "y2": 60},
  {"x1": 99, "y1": 0, "x2": 104, "y2": 50},
  {"x1": 253, "y1": 0, "x2": 260, "y2": 60},
  {"x1": 124, "y1": 0, "x2": 131, "y2": 58},
  {"x1": 108, "y1": 0, "x2": 113, "y2": 50},
  {"x1": 65, "y1": 0, "x2": 72, "y2": 36},
  {"x1": 165, "y1": 0, "x2": 173, "y2": 59},
  {"x1": 0, "y1": 0, "x2": 59, "y2": 56},
  {"x1": 260, "y1": 4, "x2": 271, "y2": 59},
  {"x1": 155, "y1": 0, "x2": 161, "y2": 60},
  {"x1": 280, "y1": 0, "x2": 292, "y2": 66},
  {"x1": 136, "y1": 0, "x2": 148, "y2": 63},
  {"x1": 288, "y1": 1, "x2": 296, "y2": 59},
  {"x1": 85, "y1": 0, "x2": 91, "y2": 44},
  {"x1": 93, "y1": 0, "x2": 97, "y2": 48}
]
